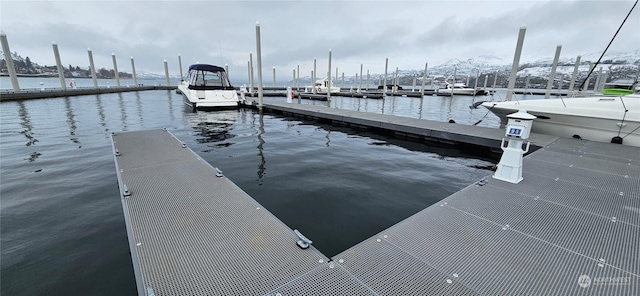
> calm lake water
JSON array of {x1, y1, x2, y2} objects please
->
[{"x1": 2, "y1": 82, "x2": 501, "y2": 295}]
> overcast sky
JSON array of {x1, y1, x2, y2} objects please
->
[{"x1": 1, "y1": 0, "x2": 638, "y2": 81}]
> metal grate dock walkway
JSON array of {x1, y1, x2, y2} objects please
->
[
  {"x1": 112, "y1": 130, "x2": 638, "y2": 295},
  {"x1": 111, "y1": 129, "x2": 327, "y2": 295}
]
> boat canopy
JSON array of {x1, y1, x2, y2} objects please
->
[{"x1": 185, "y1": 64, "x2": 235, "y2": 90}]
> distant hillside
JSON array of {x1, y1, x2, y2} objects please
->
[{"x1": 0, "y1": 50, "x2": 132, "y2": 79}]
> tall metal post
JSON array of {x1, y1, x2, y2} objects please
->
[
  {"x1": 249, "y1": 52, "x2": 254, "y2": 93},
  {"x1": 359, "y1": 64, "x2": 363, "y2": 92},
  {"x1": 366, "y1": 70, "x2": 370, "y2": 90},
  {"x1": 131, "y1": 57, "x2": 138, "y2": 86},
  {"x1": 52, "y1": 42, "x2": 66, "y2": 90},
  {"x1": 178, "y1": 54, "x2": 183, "y2": 80},
  {"x1": 296, "y1": 64, "x2": 300, "y2": 90},
  {"x1": 225, "y1": 64, "x2": 228, "y2": 80},
  {"x1": 313, "y1": 57, "x2": 317, "y2": 93},
  {"x1": 568, "y1": 55, "x2": 581, "y2": 93},
  {"x1": 327, "y1": 49, "x2": 332, "y2": 99},
  {"x1": 88, "y1": 48, "x2": 98, "y2": 88},
  {"x1": 506, "y1": 26, "x2": 526, "y2": 101},
  {"x1": 272, "y1": 66, "x2": 276, "y2": 87},
  {"x1": 421, "y1": 62, "x2": 428, "y2": 96},
  {"x1": 0, "y1": 33, "x2": 20, "y2": 90},
  {"x1": 545, "y1": 45, "x2": 562, "y2": 99},
  {"x1": 383, "y1": 58, "x2": 388, "y2": 94},
  {"x1": 255, "y1": 21, "x2": 264, "y2": 108},
  {"x1": 112, "y1": 53, "x2": 121, "y2": 87},
  {"x1": 164, "y1": 59, "x2": 170, "y2": 86}
]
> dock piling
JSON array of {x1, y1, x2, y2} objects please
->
[
  {"x1": 545, "y1": 44, "x2": 562, "y2": 99},
  {"x1": 327, "y1": 49, "x2": 332, "y2": 100},
  {"x1": 420, "y1": 62, "x2": 428, "y2": 96},
  {"x1": 178, "y1": 54, "x2": 183, "y2": 81},
  {"x1": 112, "y1": 53, "x2": 121, "y2": 87},
  {"x1": 506, "y1": 26, "x2": 526, "y2": 101},
  {"x1": 255, "y1": 21, "x2": 264, "y2": 108},
  {"x1": 1, "y1": 33, "x2": 20, "y2": 91},
  {"x1": 163, "y1": 59, "x2": 170, "y2": 86},
  {"x1": 131, "y1": 57, "x2": 138, "y2": 87},
  {"x1": 52, "y1": 42, "x2": 66, "y2": 90},
  {"x1": 568, "y1": 55, "x2": 581, "y2": 94}
]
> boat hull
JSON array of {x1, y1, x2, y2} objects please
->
[
  {"x1": 178, "y1": 84, "x2": 239, "y2": 109},
  {"x1": 483, "y1": 95, "x2": 640, "y2": 147}
]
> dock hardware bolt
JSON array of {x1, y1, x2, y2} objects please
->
[
  {"x1": 115, "y1": 149, "x2": 120, "y2": 156},
  {"x1": 294, "y1": 229, "x2": 312, "y2": 249},
  {"x1": 181, "y1": 142, "x2": 186, "y2": 148},
  {"x1": 214, "y1": 167, "x2": 224, "y2": 178}
]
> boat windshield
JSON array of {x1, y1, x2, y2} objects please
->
[{"x1": 188, "y1": 70, "x2": 234, "y2": 90}]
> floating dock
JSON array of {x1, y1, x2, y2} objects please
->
[
  {"x1": 111, "y1": 104, "x2": 639, "y2": 295},
  {"x1": 0, "y1": 85, "x2": 175, "y2": 101},
  {"x1": 263, "y1": 101, "x2": 557, "y2": 148}
]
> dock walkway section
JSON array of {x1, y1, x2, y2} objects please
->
[
  {"x1": 263, "y1": 101, "x2": 558, "y2": 148},
  {"x1": 111, "y1": 129, "x2": 327, "y2": 295},
  {"x1": 111, "y1": 124, "x2": 638, "y2": 295}
]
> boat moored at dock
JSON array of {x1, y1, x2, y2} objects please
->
[
  {"x1": 177, "y1": 64, "x2": 240, "y2": 109},
  {"x1": 482, "y1": 87, "x2": 640, "y2": 147}
]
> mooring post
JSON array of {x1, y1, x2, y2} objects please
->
[
  {"x1": 568, "y1": 55, "x2": 581, "y2": 94},
  {"x1": 0, "y1": 33, "x2": 20, "y2": 91},
  {"x1": 582, "y1": 62, "x2": 595, "y2": 94},
  {"x1": 313, "y1": 57, "x2": 317, "y2": 94},
  {"x1": 412, "y1": 74, "x2": 417, "y2": 92},
  {"x1": 131, "y1": 57, "x2": 138, "y2": 87},
  {"x1": 594, "y1": 67, "x2": 604, "y2": 92},
  {"x1": 247, "y1": 61, "x2": 251, "y2": 91},
  {"x1": 164, "y1": 59, "x2": 170, "y2": 86},
  {"x1": 327, "y1": 48, "x2": 332, "y2": 100},
  {"x1": 52, "y1": 42, "x2": 66, "y2": 90},
  {"x1": 249, "y1": 52, "x2": 254, "y2": 94},
  {"x1": 506, "y1": 26, "x2": 526, "y2": 101},
  {"x1": 178, "y1": 54, "x2": 183, "y2": 81},
  {"x1": 341, "y1": 72, "x2": 345, "y2": 89},
  {"x1": 296, "y1": 64, "x2": 300, "y2": 90},
  {"x1": 255, "y1": 21, "x2": 264, "y2": 109},
  {"x1": 111, "y1": 53, "x2": 121, "y2": 87},
  {"x1": 383, "y1": 58, "x2": 388, "y2": 95},
  {"x1": 366, "y1": 70, "x2": 370, "y2": 90},
  {"x1": 292, "y1": 68, "x2": 295, "y2": 87},
  {"x1": 545, "y1": 44, "x2": 562, "y2": 99},
  {"x1": 87, "y1": 49, "x2": 98, "y2": 88},
  {"x1": 225, "y1": 64, "x2": 229, "y2": 81},
  {"x1": 359, "y1": 63, "x2": 363, "y2": 93},
  {"x1": 273, "y1": 66, "x2": 276, "y2": 87},
  {"x1": 420, "y1": 62, "x2": 428, "y2": 96}
]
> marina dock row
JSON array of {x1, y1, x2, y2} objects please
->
[{"x1": 111, "y1": 102, "x2": 638, "y2": 295}]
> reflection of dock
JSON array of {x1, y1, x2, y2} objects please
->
[{"x1": 112, "y1": 119, "x2": 638, "y2": 294}]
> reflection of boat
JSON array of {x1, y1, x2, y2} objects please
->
[
  {"x1": 304, "y1": 77, "x2": 340, "y2": 94},
  {"x1": 437, "y1": 82, "x2": 478, "y2": 96},
  {"x1": 482, "y1": 85, "x2": 640, "y2": 147},
  {"x1": 178, "y1": 64, "x2": 239, "y2": 109}
]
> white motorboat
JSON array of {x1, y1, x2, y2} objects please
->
[
  {"x1": 178, "y1": 64, "x2": 239, "y2": 109},
  {"x1": 481, "y1": 87, "x2": 640, "y2": 147},
  {"x1": 437, "y1": 82, "x2": 478, "y2": 96},
  {"x1": 304, "y1": 77, "x2": 340, "y2": 94}
]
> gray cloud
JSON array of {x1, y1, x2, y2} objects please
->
[{"x1": 1, "y1": 0, "x2": 638, "y2": 82}]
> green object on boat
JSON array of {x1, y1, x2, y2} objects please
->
[{"x1": 600, "y1": 88, "x2": 634, "y2": 96}]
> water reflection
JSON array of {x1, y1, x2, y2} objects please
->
[
  {"x1": 135, "y1": 92, "x2": 143, "y2": 129},
  {"x1": 95, "y1": 94, "x2": 108, "y2": 134},
  {"x1": 256, "y1": 110, "x2": 266, "y2": 185},
  {"x1": 189, "y1": 111, "x2": 237, "y2": 144},
  {"x1": 63, "y1": 97, "x2": 81, "y2": 148},
  {"x1": 117, "y1": 93, "x2": 128, "y2": 131},
  {"x1": 17, "y1": 101, "x2": 38, "y2": 148}
]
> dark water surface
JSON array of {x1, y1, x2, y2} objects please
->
[{"x1": 1, "y1": 90, "x2": 496, "y2": 295}]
